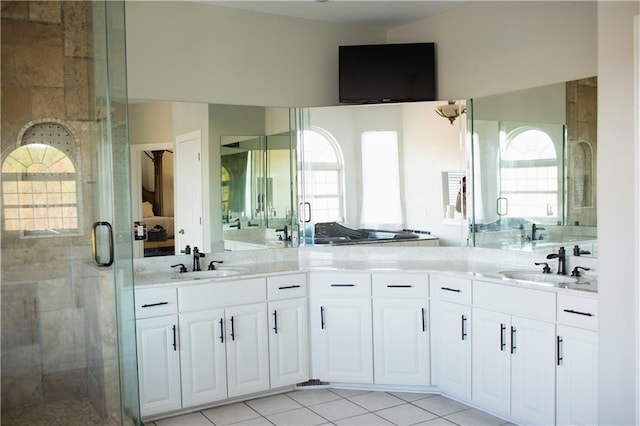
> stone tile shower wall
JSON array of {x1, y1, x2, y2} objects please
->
[
  {"x1": 1, "y1": 1, "x2": 119, "y2": 419},
  {"x1": 566, "y1": 77, "x2": 597, "y2": 227}
]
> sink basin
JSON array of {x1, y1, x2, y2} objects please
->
[
  {"x1": 499, "y1": 271, "x2": 578, "y2": 285},
  {"x1": 172, "y1": 267, "x2": 247, "y2": 280}
]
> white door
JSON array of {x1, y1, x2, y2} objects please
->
[
  {"x1": 268, "y1": 298, "x2": 309, "y2": 388},
  {"x1": 471, "y1": 308, "x2": 511, "y2": 416},
  {"x1": 430, "y1": 301, "x2": 471, "y2": 400},
  {"x1": 510, "y1": 316, "x2": 556, "y2": 425},
  {"x1": 556, "y1": 325, "x2": 598, "y2": 426},
  {"x1": 136, "y1": 315, "x2": 181, "y2": 417},
  {"x1": 372, "y1": 299, "x2": 429, "y2": 385},
  {"x1": 179, "y1": 309, "x2": 228, "y2": 407},
  {"x1": 311, "y1": 298, "x2": 373, "y2": 383},
  {"x1": 225, "y1": 303, "x2": 270, "y2": 397},
  {"x1": 175, "y1": 130, "x2": 204, "y2": 252}
]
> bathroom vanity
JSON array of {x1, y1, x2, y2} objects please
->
[{"x1": 133, "y1": 247, "x2": 598, "y2": 425}]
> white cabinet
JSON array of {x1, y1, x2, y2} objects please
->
[
  {"x1": 177, "y1": 278, "x2": 269, "y2": 406},
  {"x1": 472, "y1": 280, "x2": 556, "y2": 425},
  {"x1": 225, "y1": 303, "x2": 270, "y2": 397},
  {"x1": 309, "y1": 272, "x2": 373, "y2": 384},
  {"x1": 268, "y1": 273, "x2": 309, "y2": 388},
  {"x1": 556, "y1": 295, "x2": 598, "y2": 426},
  {"x1": 136, "y1": 287, "x2": 181, "y2": 417},
  {"x1": 429, "y1": 275, "x2": 472, "y2": 400},
  {"x1": 372, "y1": 273, "x2": 429, "y2": 386},
  {"x1": 137, "y1": 314, "x2": 182, "y2": 416},
  {"x1": 179, "y1": 309, "x2": 227, "y2": 407}
]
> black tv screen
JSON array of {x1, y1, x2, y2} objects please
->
[{"x1": 339, "y1": 43, "x2": 436, "y2": 104}]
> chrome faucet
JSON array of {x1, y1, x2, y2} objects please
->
[
  {"x1": 192, "y1": 246, "x2": 205, "y2": 271},
  {"x1": 546, "y1": 246, "x2": 567, "y2": 275}
]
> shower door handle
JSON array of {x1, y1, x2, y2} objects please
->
[{"x1": 92, "y1": 221, "x2": 114, "y2": 267}]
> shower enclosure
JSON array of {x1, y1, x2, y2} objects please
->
[{"x1": 1, "y1": 1, "x2": 139, "y2": 424}]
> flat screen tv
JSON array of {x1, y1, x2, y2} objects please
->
[{"x1": 339, "y1": 42, "x2": 436, "y2": 104}]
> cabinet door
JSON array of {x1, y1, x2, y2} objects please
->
[
  {"x1": 179, "y1": 309, "x2": 227, "y2": 407},
  {"x1": 471, "y1": 308, "x2": 511, "y2": 416},
  {"x1": 269, "y1": 298, "x2": 309, "y2": 388},
  {"x1": 430, "y1": 301, "x2": 471, "y2": 400},
  {"x1": 310, "y1": 298, "x2": 373, "y2": 383},
  {"x1": 510, "y1": 316, "x2": 556, "y2": 425},
  {"x1": 137, "y1": 315, "x2": 181, "y2": 416},
  {"x1": 225, "y1": 303, "x2": 270, "y2": 397},
  {"x1": 373, "y1": 299, "x2": 429, "y2": 385},
  {"x1": 556, "y1": 325, "x2": 598, "y2": 426}
]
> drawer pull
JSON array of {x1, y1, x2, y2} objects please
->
[
  {"x1": 461, "y1": 315, "x2": 468, "y2": 340},
  {"x1": 141, "y1": 302, "x2": 168, "y2": 308},
  {"x1": 278, "y1": 285, "x2": 301, "y2": 290},
  {"x1": 557, "y1": 336, "x2": 563, "y2": 366},
  {"x1": 387, "y1": 284, "x2": 413, "y2": 288},
  {"x1": 171, "y1": 325, "x2": 177, "y2": 351},
  {"x1": 331, "y1": 284, "x2": 355, "y2": 287},
  {"x1": 441, "y1": 287, "x2": 461, "y2": 293},
  {"x1": 563, "y1": 309, "x2": 594, "y2": 317},
  {"x1": 500, "y1": 324, "x2": 506, "y2": 351},
  {"x1": 230, "y1": 316, "x2": 235, "y2": 341},
  {"x1": 511, "y1": 326, "x2": 517, "y2": 354}
]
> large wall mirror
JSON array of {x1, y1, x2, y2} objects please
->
[
  {"x1": 468, "y1": 77, "x2": 597, "y2": 257},
  {"x1": 128, "y1": 78, "x2": 597, "y2": 258}
]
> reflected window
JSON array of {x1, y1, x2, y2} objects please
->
[
  {"x1": 298, "y1": 128, "x2": 344, "y2": 222},
  {"x1": 360, "y1": 131, "x2": 402, "y2": 228},
  {"x1": 499, "y1": 128, "x2": 558, "y2": 219}
]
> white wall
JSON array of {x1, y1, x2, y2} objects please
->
[
  {"x1": 387, "y1": 1, "x2": 597, "y2": 100},
  {"x1": 125, "y1": 1, "x2": 385, "y2": 107},
  {"x1": 597, "y1": 2, "x2": 639, "y2": 424}
]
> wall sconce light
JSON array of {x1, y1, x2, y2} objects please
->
[{"x1": 435, "y1": 101, "x2": 466, "y2": 125}]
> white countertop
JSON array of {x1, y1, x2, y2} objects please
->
[{"x1": 134, "y1": 246, "x2": 597, "y2": 296}]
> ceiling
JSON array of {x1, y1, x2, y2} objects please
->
[{"x1": 198, "y1": 1, "x2": 467, "y2": 30}]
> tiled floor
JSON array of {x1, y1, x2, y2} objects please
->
[{"x1": 148, "y1": 389, "x2": 513, "y2": 426}]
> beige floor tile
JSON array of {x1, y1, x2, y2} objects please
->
[
  {"x1": 201, "y1": 402, "x2": 260, "y2": 425},
  {"x1": 443, "y1": 407, "x2": 508, "y2": 426},
  {"x1": 308, "y1": 398, "x2": 368, "y2": 421},
  {"x1": 375, "y1": 403, "x2": 438, "y2": 425},
  {"x1": 412, "y1": 395, "x2": 470, "y2": 416},
  {"x1": 266, "y1": 407, "x2": 328, "y2": 425},
  {"x1": 245, "y1": 394, "x2": 302, "y2": 416},
  {"x1": 287, "y1": 389, "x2": 342, "y2": 406},
  {"x1": 155, "y1": 411, "x2": 214, "y2": 426},
  {"x1": 334, "y1": 412, "x2": 394, "y2": 425},
  {"x1": 347, "y1": 392, "x2": 405, "y2": 411},
  {"x1": 389, "y1": 391, "x2": 435, "y2": 402}
]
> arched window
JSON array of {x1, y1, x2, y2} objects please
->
[
  {"x1": 298, "y1": 127, "x2": 345, "y2": 223},
  {"x1": 499, "y1": 127, "x2": 558, "y2": 219},
  {"x1": 2, "y1": 122, "x2": 80, "y2": 235}
]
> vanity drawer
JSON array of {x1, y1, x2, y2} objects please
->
[
  {"x1": 135, "y1": 287, "x2": 177, "y2": 319},
  {"x1": 429, "y1": 274, "x2": 472, "y2": 305},
  {"x1": 372, "y1": 273, "x2": 428, "y2": 298},
  {"x1": 557, "y1": 294, "x2": 598, "y2": 331},
  {"x1": 309, "y1": 272, "x2": 371, "y2": 298},
  {"x1": 267, "y1": 273, "x2": 307, "y2": 300},
  {"x1": 178, "y1": 277, "x2": 266, "y2": 312},
  {"x1": 473, "y1": 280, "x2": 556, "y2": 322}
]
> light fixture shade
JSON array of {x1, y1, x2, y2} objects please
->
[{"x1": 436, "y1": 101, "x2": 466, "y2": 124}]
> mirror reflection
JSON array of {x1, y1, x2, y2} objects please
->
[
  {"x1": 469, "y1": 77, "x2": 597, "y2": 256},
  {"x1": 221, "y1": 132, "x2": 296, "y2": 250}
]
